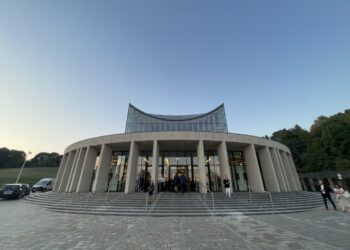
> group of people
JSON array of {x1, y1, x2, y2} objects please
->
[
  {"x1": 171, "y1": 173, "x2": 188, "y2": 195},
  {"x1": 318, "y1": 179, "x2": 350, "y2": 212},
  {"x1": 147, "y1": 172, "x2": 189, "y2": 204}
]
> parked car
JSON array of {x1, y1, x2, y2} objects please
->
[
  {"x1": 0, "y1": 184, "x2": 27, "y2": 199},
  {"x1": 31, "y1": 178, "x2": 55, "y2": 192}
]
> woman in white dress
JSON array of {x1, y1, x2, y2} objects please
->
[{"x1": 334, "y1": 184, "x2": 350, "y2": 212}]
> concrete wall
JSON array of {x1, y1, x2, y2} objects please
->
[{"x1": 56, "y1": 131, "x2": 301, "y2": 193}]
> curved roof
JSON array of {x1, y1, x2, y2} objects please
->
[
  {"x1": 128, "y1": 103, "x2": 225, "y2": 122},
  {"x1": 125, "y1": 103, "x2": 228, "y2": 133}
]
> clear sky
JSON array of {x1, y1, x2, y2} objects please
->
[{"x1": 1, "y1": 0, "x2": 349, "y2": 157}]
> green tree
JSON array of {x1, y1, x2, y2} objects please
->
[
  {"x1": 271, "y1": 125, "x2": 310, "y2": 171},
  {"x1": 271, "y1": 109, "x2": 350, "y2": 172},
  {"x1": 28, "y1": 152, "x2": 62, "y2": 168},
  {"x1": 0, "y1": 147, "x2": 25, "y2": 168}
]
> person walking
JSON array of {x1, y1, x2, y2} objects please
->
[
  {"x1": 160, "y1": 175, "x2": 165, "y2": 192},
  {"x1": 180, "y1": 173, "x2": 187, "y2": 196},
  {"x1": 334, "y1": 184, "x2": 350, "y2": 212},
  {"x1": 223, "y1": 175, "x2": 231, "y2": 198},
  {"x1": 147, "y1": 181, "x2": 154, "y2": 204},
  {"x1": 318, "y1": 180, "x2": 337, "y2": 210},
  {"x1": 174, "y1": 173, "x2": 179, "y2": 193}
]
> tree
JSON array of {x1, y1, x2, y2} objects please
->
[
  {"x1": 0, "y1": 148, "x2": 62, "y2": 168},
  {"x1": 271, "y1": 109, "x2": 350, "y2": 172},
  {"x1": 271, "y1": 125, "x2": 310, "y2": 171},
  {"x1": 28, "y1": 152, "x2": 62, "y2": 168},
  {"x1": 0, "y1": 147, "x2": 25, "y2": 168}
]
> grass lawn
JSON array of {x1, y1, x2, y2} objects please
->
[{"x1": 0, "y1": 167, "x2": 58, "y2": 186}]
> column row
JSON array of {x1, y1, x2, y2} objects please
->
[{"x1": 54, "y1": 141, "x2": 303, "y2": 193}]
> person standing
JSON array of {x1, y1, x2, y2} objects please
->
[
  {"x1": 147, "y1": 181, "x2": 155, "y2": 204},
  {"x1": 223, "y1": 175, "x2": 231, "y2": 198},
  {"x1": 180, "y1": 173, "x2": 187, "y2": 196},
  {"x1": 174, "y1": 173, "x2": 179, "y2": 193},
  {"x1": 318, "y1": 180, "x2": 337, "y2": 210},
  {"x1": 334, "y1": 184, "x2": 350, "y2": 212},
  {"x1": 160, "y1": 175, "x2": 165, "y2": 192}
]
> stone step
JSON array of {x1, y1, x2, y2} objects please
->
[{"x1": 25, "y1": 191, "x2": 323, "y2": 216}]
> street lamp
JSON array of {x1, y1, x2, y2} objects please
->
[{"x1": 15, "y1": 151, "x2": 32, "y2": 183}]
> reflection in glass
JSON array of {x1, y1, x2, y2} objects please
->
[
  {"x1": 107, "y1": 151, "x2": 129, "y2": 192},
  {"x1": 136, "y1": 151, "x2": 152, "y2": 192},
  {"x1": 228, "y1": 151, "x2": 248, "y2": 191},
  {"x1": 205, "y1": 151, "x2": 222, "y2": 192}
]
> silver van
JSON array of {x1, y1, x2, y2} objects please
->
[{"x1": 31, "y1": 178, "x2": 55, "y2": 192}]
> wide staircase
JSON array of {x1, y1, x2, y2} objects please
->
[{"x1": 25, "y1": 191, "x2": 322, "y2": 216}]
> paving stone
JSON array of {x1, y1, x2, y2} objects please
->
[{"x1": 0, "y1": 199, "x2": 349, "y2": 249}]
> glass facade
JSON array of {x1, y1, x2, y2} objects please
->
[
  {"x1": 158, "y1": 151, "x2": 198, "y2": 192},
  {"x1": 205, "y1": 151, "x2": 222, "y2": 192},
  {"x1": 135, "y1": 151, "x2": 153, "y2": 192},
  {"x1": 90, "y1": 153, "x2": 100, "y2": 192},
  {"x1": 228, "y1": 151, "x2": 248, "y2": 191},
  {"x1": 107, "y1": 151, "x2": 129, "y2": 192},
  {"x1": 125, "y1": 104, "x2": 228, "y2": 133}
]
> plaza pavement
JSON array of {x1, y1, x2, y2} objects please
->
[{"x1": 0, "y1": 198, "x2": 349, "y2": 250}]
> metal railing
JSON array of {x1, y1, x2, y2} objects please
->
[
  {"x1": 232, "y1": 180, "x2": 275, "y2": 214},
  {"x1": 198, "y1": 183, "x2": 215, "y2": 215},
  {"x1": 84, "y1": 192, "x2": 95, "y2": 215},
  {"x1": 106, "y1": 181, "x2": 125, "y2": 201}
]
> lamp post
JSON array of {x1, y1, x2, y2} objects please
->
[{"x1": 15, "y1": 151, "x2": 32, "y2": 183}]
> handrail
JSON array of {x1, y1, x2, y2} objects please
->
[
  {"x1": 84, "y1": 192, "x2": 95, "y2": 215},
  {"x1": 145, "y1": 191, "x2": 148, "y2": 215},
  {"x1": 106, "y1": 181, "x2": 126, "y2": 201},
  {"x1": 231, "y1": 180, "x2": 275, "y2": 214},
  {"x1": 198, "y1": 183, "x2": 215, "y2": 215}
]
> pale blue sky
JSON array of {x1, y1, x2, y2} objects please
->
[{"x1": 1, "y1": 1, "x2": 349, "y2": 156}]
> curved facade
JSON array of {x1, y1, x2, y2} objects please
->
[
  {"x1": 54, "y1": 105, "x2": 302, "y2": 194},
  {"x1": 125, "y1": 104, "x2": 228, "y2": 133}
]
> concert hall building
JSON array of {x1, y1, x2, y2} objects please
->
[{"x1": 54, "y1": 104, "x2": 302, "y2": 194}]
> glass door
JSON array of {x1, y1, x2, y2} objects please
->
[
  {"x1": 234, "y1": 165, "x2": 248, "y2": 191},
  {"x1": 108, "y1": 152, "x2": 128, "y2": 192}
]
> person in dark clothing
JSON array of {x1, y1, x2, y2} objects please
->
[
  {"x1": 139, "y1": 176, "x2": 145, "y2": 192},
  {"x1": 147, "y1": 181, "x2": 155, "y2": 204},
  {"x1": 318, "y1": 180, "x2": 337, "y2": 210},
  {"x1": 180, "y1": 174, "x2": 187, "y2": 195},
  {"x1": 174, "y1": 173, "x2": 179, "y2": 193},
  {"x1": 223, "y1": 175, "x2": 231, "y2": 198}
]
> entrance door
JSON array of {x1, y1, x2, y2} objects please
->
[
  {"x1": 231, "y1": 165, "x2": 248, "y2": 191},
  {"x1": 169, "y1": 165, "x2": 189, "y2": 192}
]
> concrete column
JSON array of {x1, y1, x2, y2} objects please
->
[
  {"x1": 197, "y1": 140, "x2": 207, "y2": 193},
  {"x1": 217, "y1": 141, "x2": 232, "y2": 192},
  {"x1": 151, "y1": 140, "x2": 159, "y2": 193},
  {"x1": 244, "y1": 144, "x2": 264, "y2": 192},
  {"x1": 92, "y1": 144, "x2": 113, "y2": 192},
  {"x1": 53, "y1": 153, "x2": 68, "y2": 191},
  {"x1": 287, "y1": 153, "x2": 303, "y2": 191},
  {"x1": 68, "y1": 147, "x2": 87, "y2": 193},
  {"x1": 269, "y1": 148, "x2": 287, "y2": 192},
  {"x1": 65, "y1": 149, "x2": 80, "y2": 192},
  {"x1": 308, "y1": 178, "x2": 317, "y2": 191},
  {"x1": 58, "y1": 150, "x2": 76, "y2": 192},
  {"x1": 281, "y1": 151, "x2": 297, "y2": 191},
  {"x1": 76, "y1": 147, "x2": 98, "y2": 193},
  {"x1": 257, "y1": 146, "x2": 280, "y2": 192},
  {"x1": 276, "y1": 149, "x2": 291, "y2": 191},
  {"x1": 125, "y1": 141, "x2": 139, "y2": 193},
  {"x1": 299, "y1": 177, "x2": 307, "y2": 191}
]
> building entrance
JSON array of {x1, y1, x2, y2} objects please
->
[
  {"x1": 228, "y1": 151, "x2": 248, "y2": 191},
  {"x1": 158, "y1": 151, "x2": 198, "y2": 192}
]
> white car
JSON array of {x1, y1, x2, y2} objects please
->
[{"x1": 31, "y1": 178, "x2": 55, "y2": 192}]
